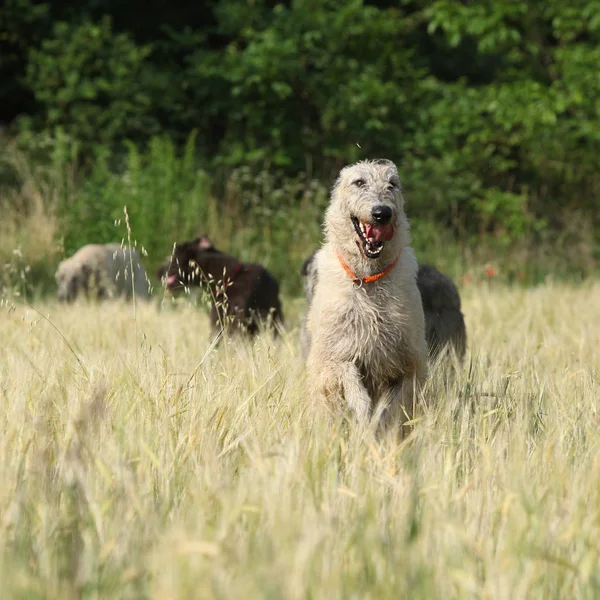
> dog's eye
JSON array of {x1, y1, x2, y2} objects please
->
[{"x1": 353, "y1": 179, "x2": 366, "y2": 188}]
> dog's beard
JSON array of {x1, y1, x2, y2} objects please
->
[{"x1": 351, "y1": 217, "x2": 395, "y2": 259}]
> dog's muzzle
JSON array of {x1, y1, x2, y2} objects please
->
[{"x1": 351, "y1": 216, "x2": 395, "y2": 259}]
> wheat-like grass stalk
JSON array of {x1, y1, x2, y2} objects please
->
[{"x1": 0, "y1": 281, "x2": 598, "y2": 598}]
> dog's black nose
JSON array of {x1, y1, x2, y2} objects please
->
[{"x1": 372, "y1": 205, "x2": 393, "y2": 224}]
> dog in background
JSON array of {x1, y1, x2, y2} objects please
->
[
  {"x1": 157, "y1": 236, "x2": 284, "y2": 338},
  {"x1": 417, "y1": 264, "x2": 466, "y2": 361},
  {"x1": 56, "y1": 243, "x2": 150, "y2": 303}
]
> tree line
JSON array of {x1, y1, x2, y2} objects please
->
[{"x1": 1, "y1": 0, "x2": 600, "y2": 243}]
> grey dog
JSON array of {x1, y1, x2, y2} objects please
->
[{"x1": 305, "y1": 159, "x2": 429, "y2": 426}]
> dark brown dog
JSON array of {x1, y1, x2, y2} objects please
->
[
  {"x1": 299, "y1": 250, "x2": 466, "y2": 361},
  {"x1": 157, "y1": 236, "x2": 284, "y2": 338}
]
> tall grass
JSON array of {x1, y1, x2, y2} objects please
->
[
  {"x1": 0, "y1": 132, "x2": 598, "y2": 301},
  {"x1": 1, "y1": 135, "x2": 331, "y2": 297},
  {"x1": 0, "y1": 279, "x2": 598, "y2": 598}
]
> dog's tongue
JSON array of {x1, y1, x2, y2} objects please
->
[
  {"x1": 166, "y1": 274, "x2": 178, "y2": 287},
  {"x1": 365, "y1": 223, "x2": 395, "y2": 242}
]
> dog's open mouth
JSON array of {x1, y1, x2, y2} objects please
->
[
  {"x1": 351, "y1": 217, "x2": 395, "y2": 259},
  {"x1": 166, "y1": 274, "x2": 179, "y2": 288}
]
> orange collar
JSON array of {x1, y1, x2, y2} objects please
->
[{"x1": 337, "y1": 253, "x2": 400, "y2": 286}]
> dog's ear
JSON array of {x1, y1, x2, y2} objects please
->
[{"x1": 196, "y1": 236, "x2": 215, "y2": 251}]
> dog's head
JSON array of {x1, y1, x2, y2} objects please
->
[
  {"x1": 325, "y1": 159, "x2": 408, "y2": 260},
  {"x1": 157, "y1": 235, "x2": 218, "y2": 290},
  {"x1": 56, "y1": 259, "x2": 92, "y2": 302}
]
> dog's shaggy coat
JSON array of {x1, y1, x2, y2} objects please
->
[
  {"x1": 300, "y1": 252, "x2": 467, "y2": 362},
  {"x1": 306, "y1": 159, "x2": 428, "y2": 425},
  {"x1": 157, "y1": 236, "x2": 284, "y2": 338},
  {"x1": 55, "y1": 243, "x2": 149, "y2": 303}
]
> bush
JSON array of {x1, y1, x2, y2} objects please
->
[
  {"x1": 1, "y1": 1, "x2": 598, "y2": 242},
  {"x1": 22, "y1": 16, "x2": 159, "y2": 155}
]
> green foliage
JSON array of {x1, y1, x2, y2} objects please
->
[
  {"x1": 409, "y1": 0, "x2": 600, "y2": 237},
  {"x1": 23, "y1": 16, "x2": 159, "y2": 153},
  {"x1": 52, "y1": 134, "x2": 329, "y2": 296},
  {"x1": 0, "y1": 0, "x2": 49, "y2": 121},
  {"x1": 188, "y1": 0, "x2": 429, "y2": 169},
  {"x1": 0, "y1": 0, "x2": 599, "y2": 255},
  {"x1": 60, "y1": 134, "x2": 211, "y2": 271}
]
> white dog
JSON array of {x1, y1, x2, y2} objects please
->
[{"x1": 306, "y1": 159, "x2": 428, "y2": 427}]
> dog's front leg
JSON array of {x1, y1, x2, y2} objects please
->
[
  {"x1": 309, "y1": 358, "x2": 371, "y2": 424},
  {"x1": 376, "y1": 373, "x2": 421, "y2": 433},
  {"x1": 339, "y1": 362, "x2": 372, "y2": 424}
]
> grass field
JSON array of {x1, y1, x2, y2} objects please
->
[{"x1": 0, "y1": 280, "x2": 599, "y2": 599}]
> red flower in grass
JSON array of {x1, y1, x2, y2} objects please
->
[{"x1": 485, "y1": 266, "x2": 498, "y2": 278}]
